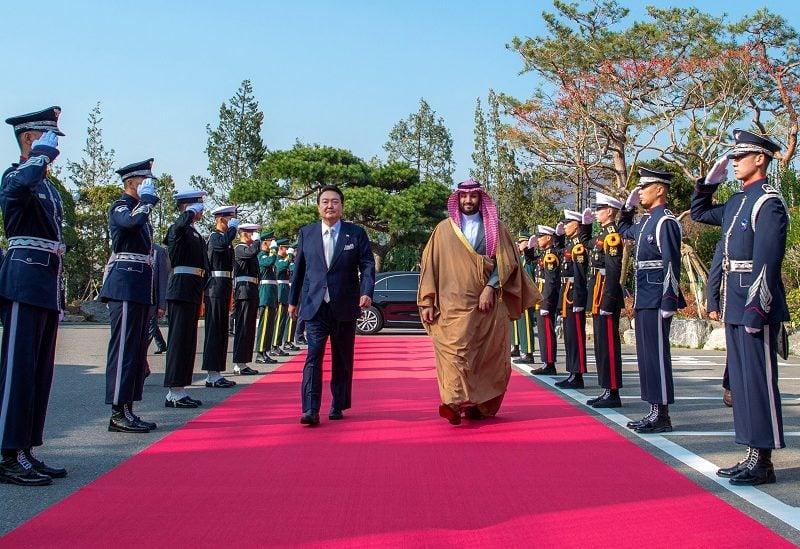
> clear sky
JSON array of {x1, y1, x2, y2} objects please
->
[{"x1": 1, "y1": 1, "x2": 797, "y2": 191}]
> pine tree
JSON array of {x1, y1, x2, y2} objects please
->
[
  {"x1": 470, "y1": 97, "x2": 492, "y2": 187},
  {"x1": 66, "y1": 102, "x2": 116, "y2": 189}
]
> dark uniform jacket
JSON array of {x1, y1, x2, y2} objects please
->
[
  {"x1": 619, "y1": 204, "x2": 686, "y2": 311},
  {"x1": 205, "y1": 227, "x2": 237, "y2": 299},
  {"x1": 555, "y1": 225, "x2": 592, "y2": 315},
  {"x1": 100, "y1": 193, "x2": 158, "y2": 305},
  {"x1": 691, "y1": 177, "x2": 789, "y2": 328},
  {"x1": 233, "y1": 241, "x2": 261, "y2": 301},
  {"x1": 275, "y1": 255, "x2": 292, "y2": 305},
  {"x1": 164, "y1": 211, "x2": 209, "y2": 304},
  {"x1": 535, "y1": 244, "x2": 561, "y2": 313},
  {"x1": 258, "y1": 250, "x2": 278, "y2": 307},
  {"x1": 0, "y1": 148, "x2": 65, "y2": 311},
  {"x1": 587, "y1": 222, "x2": 624, "y2": 313}
]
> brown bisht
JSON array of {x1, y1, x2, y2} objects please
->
[{"x1": 418, "y1": 218, "x2": 541, "y2": 416}]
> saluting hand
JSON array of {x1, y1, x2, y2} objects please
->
[
  {"x1": 624, "y1": 186, "x2": 641, "y2": 210},
  {"x1": 706, "y1": 157, "x2": 729, "y2": 186}
]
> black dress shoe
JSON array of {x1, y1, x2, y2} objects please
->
[
  {"x1": 531, "y1": 364, "x2": 557, "y2": 375},
  {"x1": 510, "y1": 347, "x2": 521, "y2": 358},
  {"x1": 0, "y1": 453, "x2": 52, "y2": 486},
  {"x1": 285, "y1": 343, "x2": 300, "y2": 352},
  {"x1": 164, "y1": 396, "x2": 199, "y2": 409},
  {"x1": 513, "y1": 354, "x2": 536, "y2": 365},
  {"x1": 730, "y1": 466, "x2": 777, "y2": 485},
  {"x1": 206, "y1": 377, "x2": 237, "y2": 388},
  {"x1": 438, "y1": 404, "x2": 461, "y2": 425},
  {"x1": 234, "y1": 366, "x2": 260, "y2": 375},
  {"x1": 296, "y1": 337, "x2": 308, "y2": 345},
  {"x1": 109, "y1": 411, "x2": 151, "y2": 433},
  {"x1": 592, "y1": 393, "x2": 621, "y2": 408},
  {"x1": 300, "y1": 411, "x2": 320, "y2": 425},
  {"x1": 154, "y1": 347, "x2": 166, "y2": 355},
  {"x1": 272, "y1": 347, "x2": 289, "y2": 357},
  {"x1": 717, "y1": 448, "x2": 753, "y2": 478},
  {"x1": 635, "y1": 415, "x2": 672, "y2": 433},
  {"x1": 255, "y1": 353, "x2": 277, "y2": 364},
  {"x1": 329, "y1": 408, "x2": 344, "y2": 420},
  {"x1": 24, "y1": 450, "x2": 67, "y2": 478},
  {"x1": 186, "y1": 396, "x2": 203, "y2": 406},
  {"x1": 587, "y1": 392, "x2": 607, "y2": 406}
]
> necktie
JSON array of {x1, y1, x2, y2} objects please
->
[{"x1": 325, "y1": 227, "x2": 335, "y2": 267}]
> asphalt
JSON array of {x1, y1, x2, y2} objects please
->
[{"x1": 0, "y1": 324, "x2": 798, "y2": 544}]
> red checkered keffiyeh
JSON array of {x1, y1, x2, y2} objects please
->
[{"x1": 446, "y1": 179, "x2": 499, "y2": 258}]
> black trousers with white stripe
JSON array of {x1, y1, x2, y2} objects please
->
[
  {"x1": 0, "y1": 301, "x2": 58, "y2": 450},
  {"x1": 105, "y1": 300, "x2": 150, "y2": 405},
  {"x1": 633, "y1": 308, "x2": 674, "y2": 405},
  {"x1": 726, "y1": 323, "x2": 785, "y2": 449}
]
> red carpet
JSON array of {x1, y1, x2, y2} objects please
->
[{"x1": 2, "y1": 336, "x2": 794, "y2": 548}]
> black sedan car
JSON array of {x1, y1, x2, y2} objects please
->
[{"x1": 357, "y1": 271, "x2": 423, "y2": 335}]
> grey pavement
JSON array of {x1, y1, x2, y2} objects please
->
[{"x1": 0, "y1": 324, "x2": 799, "y2": 545}]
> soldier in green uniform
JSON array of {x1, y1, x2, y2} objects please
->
[
  {"x1": 512, "y1": 232, "x2": 537, "y2": 365},
  {"x1": 271, "y1": 239, "x2": 293, "y2": 356},
  {"x1": 255, "y1": 231, "x2": 277, "y2": 364}
]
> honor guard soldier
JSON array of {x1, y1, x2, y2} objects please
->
[
  {"x1": 163, "y1": 190, "x2": 209, "y2": 408},
  {"x1": 0, "y1": 107, "x2": 67, "y2": 485},
  {"x1": 554, "y1": 208, "x2": 593, "y2": 389},
  {"x1": 201, "y1": 205, "x2": 239, "y2": 386},
  {"x1": 271, "y1": 239, "x2": 294, "y2": 355},
  {"x1": 531, "y1": 225, "x2": 560, "y2": 375},
  {"x1": 232, "y1": 223, "x2": 263, "y2": 375},
  {"x1": 101, "y1": 159, "x2": 161, "y2": 434},
  {"x1": 511, "y1": 232, "x2": 537, "y2": 364},
  {"x1": 691, "y1": 130, "x2": 787, "y2": 485},
  {"x1": 255, "y1": 231, "x2": 278, "y2": 364},
  {"x1": 283, "y1": 245, "x2": 301, "y2": 351},
  {"x1": 586, "y1": 192, "x2": 625, "y2": 408},
  {"x1": 619, "y1": 167, "x2": 685, "y2": 433},
  {"x1": 707, "y1": 241, "x2": 732, "y2": 407}
]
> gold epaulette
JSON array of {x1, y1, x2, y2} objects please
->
[
  {"x1": 544, "y1": 252, "x2": 559, "y2": 264},
  {"x1": 572, "y1": 243, "x2": 585, "y2": 255},
  {"x1": 604, "y1": 233, "x2": 622, "y2": 255}
]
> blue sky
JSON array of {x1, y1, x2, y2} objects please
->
[{"x1": 1, "y1": 1, "x2": 797, "y2": 190}]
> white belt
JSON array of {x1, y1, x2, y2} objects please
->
[
  {"x1": 174, "y1": 266, "x2": 205, "y2": 276},
  {"x1": 112, "y1": 252, "x2": 153, "y2": 265},
  {"x1": 635, "y1": 260, "x2": 661, "y2": 269},
  {"x1": 561, "y1": 277, "x2": 574, "y2": 282},
  {"x1": 211, "y1": 271, "x2": 232, "y2": 278},
  {"x1": 590, "y1": 267, "x2": 606, "y2": 276},
  {"x1": 8, "y1": 236, "x2": 66, "y2": 256},
  {"x1": 277, "y1": 280, "x2": 291, "y2": 285},
  {"x1": 260, "y1": 280, "x2": 278, "y2": 285},
  {"x1": 724, "y1": 259, "x2": 753, "y2": 273},
  {"x1": 235, "y1": 276, "x2": 258, "y2": 284}
]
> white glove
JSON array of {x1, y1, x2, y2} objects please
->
[
  {"x1": 540, "y1": 309, "x2": 549, "y2": 316},
  {"x1": 599, "y1": 309, "x2": 612, "y2": 316},
  {"x1": 582, "y1": 207, "x2": 594, "y2": 224},
  {"x1": 187, "y1": 203, "x2": 204, "y2": 215},
  {"x1": 745, "y1": 326, "x2": 762, "y2": 334},
  {"x1": 269, "y1": 239, "x2": 278, "y2": 249},
  {"x1": 624, "y1": 187, "x2": 641, "y2": 209},
  {"x1": 706, "y1": 157, "x2": 729, "y2": 185},
  {"x1": 227, "y1": 218, "x2": 239, "y2": 230},
  {"x1": 661, "y1": 310, "x2": 674, "y2": 319},
  {"x1": 252, "y1": 232, "x2": 261, "y2": 242},
  {"x1": 573, "y1": 307, "x2": 584, "y2": 313},
  {"x1": 555, "y1": 222, "x2": 565, "y2": 236},
  {"x1": 528, "y1": 235, "x2": 537, "y2": 249},
  {"x1": 287, "y1": 247, "x2": 295, "y2": 255},
  {"x1": 137, "y1": 178, "x2": 157, "y2": 199},
  {"x1": 32, "y1": 131, "x2": 59, "y2": 150}
]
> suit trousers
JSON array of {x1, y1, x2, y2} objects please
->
[
  {"x1": 0, "y1": 301, "x2": 58, "y2": 450},
  {"x1": 726, "y1": 323, "x2": 785, "y2": 449},
  {"x1": 202, "y1": 295, "x2": 230, "y2": 372},
  {"x1": 634, "y1": 308, "x2": 674, "y2": 405},
  {"x1": 147, "y1": 308, "x2": 166, "y2": 351},
  {"x1": 301, "y1": 301, "x2": 356, "y2": 413},
  {"x1": 563, "y1": 309, "x2": 587, "y2": 374},
  {"x1": 232, "y1": 298, "x2": 258, "y2": 363},
  {"x1": 593, "y1": 311, "x2": 623, "y2": 390},
  {"x1": 537, "y1": 311, "x2": 558, "y2": 364},
  {"x1": 164, "y1": 300, "x2": 201, "y2": 387},
  {"x1": 105, "y1": 300, "x2": 149, "y2": 405}
]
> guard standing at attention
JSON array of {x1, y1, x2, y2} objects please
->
[
  {"x1": 163, "y1": 190, "x2": 208, "y2": 408},
  {"x1": 232, "y1": 223, "x2": 262, "y2": 375},
  {"x1": 585, "y1": 192, "x2": 625, "y2": 408},
  {"x1": 255, "y1": 231, "x2": 278, "y2": 364},
  {"x1": 271, "y1": 239, "x2": 293, "y2": 356},
  {"x1": 531, "y1": 225, "x2": 560, "y2": 375},
  {"x1": 201, "y1": 205, "x2": 239, "y2": 387},
  {"x1": 511, "y1": 232, "x2": 537, "y2": 365},
  {"x1": 0, "y1": 107, "x2": 67, "y2": 485},
  {"x1": 691, "y1": 130, "x2": 787, "y2": 485},
  {"x1": 618, "y1": 167, "x2": 685, "y2": 433},
  {"x1": 101, "y1": 159, "x2": 161, "y2": 434}
]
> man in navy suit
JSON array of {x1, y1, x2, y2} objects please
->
[{"x1": 288, "y1": 185, "x2": 375, "y2": 426}]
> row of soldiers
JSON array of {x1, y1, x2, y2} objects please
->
[{"x1": 510, "y1": 192, "x2": 626, "y2": 409}]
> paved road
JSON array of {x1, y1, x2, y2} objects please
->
[{"x1": 0, "y1": 324, "x2": 798, "y2": 544}]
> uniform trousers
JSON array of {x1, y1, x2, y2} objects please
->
[
  {"x1": 202, "y1": 295, "x2": 230, "y2": 372},
  {"x1": 514, "y1": 308, "x2": 536, "y2": 355},
  {"x1": 272, "y1": 302, "x2": 289, "y2": 348},
  {"x1": 164, "y1": 300, "x2": 201, "y2": 387},
  {"x1": 256, "y1": 304, "x2": 277, "y2": 353},
  {"x1": 105, "y1": 300, "x2": 149, "y2": 405},
  {"x1": 537, "y1": 310, "x2": 558, "y2": 364},
  {"x1": 0, "y1": 301, "x2": 58, "y2": 450},
  {"x1": 232, "y1": 298, "x2": 258, "y2": 363},
  {"x1": 726, "y1": 323, "x2": 785, "y2": 449},
  {"x1": 301, "y1": 301, "x2": 356, "y2": 414},
  {"x1": 634, "y1": 308, "x2": 673, "y2": 404},
  {"x1": 593, "y1": 311, "x2": 623, "y2": 389},
  {"x1": 563, "y1": 309, "x2": 587, "y2": 374}
]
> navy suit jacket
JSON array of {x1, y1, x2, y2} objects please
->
[{"x1": 289, "y1": 220, "x2": 375, "y2": 321}]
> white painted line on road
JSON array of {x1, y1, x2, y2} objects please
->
[{"x1": 517, "y1": 365, "x2": 800, "y2": 531}]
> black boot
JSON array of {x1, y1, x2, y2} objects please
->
[
  {"x1": 717, "y1": 446, "x2": 754, "y2": 478},
  {"x1": 627, "y1": 403, "x2": 658, "y2": 429},
  {"x1": 587, "y1": 389, "x2": 609, "y2": 406},
  {"x1": 561, "y1": 373, "x2": 585, "y2": 389},
  {"x1": 555, "y1": 373, "x2": 575, "y2": 387},
  {"x1": 0, "y1": 450, "x2": 52, "y2": 486},
  {"x1": 635, "y1": 404, "x2": 672, "y2": 433},
  {"x1": 513, "y1": 353, "x2": 536, "y2": 365},
  {"x1": 593, "y1": 388, "x2": 621, "y2": 408},
  {"x1": 24, "y1": 448, "x2": 67, "y2": 478},
  {"x1": 730, "y1": 448, "x2": 777, "y2": 485},
  {"x1": 531, "y1": 363, "x2": 557, "y2": 375},
  {"x1": 127, "y1": 403, "x2": 157, "y2": 431},
  {"x1": 109, "y1": 404, "x2": 151, "y2": 433},
  {"x1": 510, "y1": 345, "x2": 520, "y2": 358},
  {"x1": 255, "y1": 352, "x2": 277, "y2": 364},
  {"x1": 272, "y1": 346, "x2": 289, "y2": 357}
]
